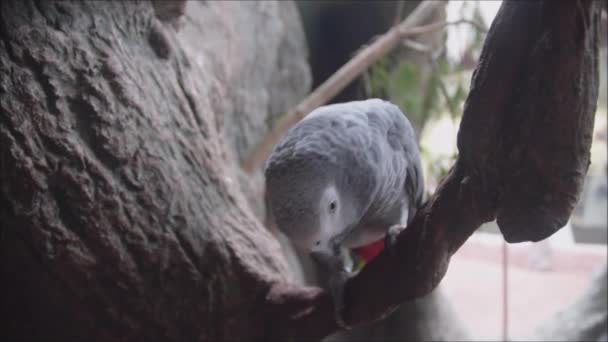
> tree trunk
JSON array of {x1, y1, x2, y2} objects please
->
[{"x1": 0, "y1": 1, "x2": 310, "y2": 340}]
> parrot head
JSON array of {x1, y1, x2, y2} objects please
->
[{"x1": 265, "y1": 156, "x2": 359, "y2": 254}]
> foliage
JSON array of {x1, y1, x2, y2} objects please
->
[{"x1": 363, "y1": 3, "x2": 490, "y2": 194}]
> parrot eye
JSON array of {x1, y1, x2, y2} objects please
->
[{"x1": 329, "y1": 201, "x2": 337, "y2": 212}]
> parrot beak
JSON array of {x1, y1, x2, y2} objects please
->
[
  {"x1": 310, "y1": 250, "x2": 337, "y2": 271},
  {"x1": 310, "y1": 250, "x2": 332, "y2": 265},
  {"x1": 310, "y1": 249, "x2": 345, "y2": 272}
]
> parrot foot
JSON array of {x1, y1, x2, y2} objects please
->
[
  {"x1": 384, "y1": 224, "x2": 406, "y2": 256},
  {"x1": 310, "y1": 247, "x2": 352, "y2": 329},
  {"x1": 329, "y1": 269, "x2": 352, "y2": 330}
]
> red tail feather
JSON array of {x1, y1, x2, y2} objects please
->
[{"x1": 353, "y1": 239, "x2": 384, "y2": 263}]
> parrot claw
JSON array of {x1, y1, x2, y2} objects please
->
[
  {"x1": 310, "y1": 249, "x2": 352, "y2": 329},
  {"x1": 384, "y1": 224, "x2": 406, "y2": 256},
  {"x1": 329, "y1": 269, "x2": 352, "y2": 330}
]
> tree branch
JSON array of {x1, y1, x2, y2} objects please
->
[
  {"x1": 242, "y1": 4, "x2": 486, "y2": 174},
  {"x1": 262, "y1": 1, "x2": 601, "y2": 340},
  {"x1": 398, "y1": 18, "x2": 486, "y2": 38},
  {"x1": 241, "y1": 1, "x2": 447, "y2": 173},
  {"x1": 393, "y1": 1, "x2": 407, "y2": 27}
]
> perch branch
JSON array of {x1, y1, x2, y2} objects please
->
[{"x1": 262, "y1": 1, "x2": 601, "y2": 340}]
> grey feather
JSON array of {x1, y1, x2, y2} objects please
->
[{"x1": 265, "y1": 98, "x2": 424, "y2": 250}]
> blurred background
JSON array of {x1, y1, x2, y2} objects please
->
[{"x1": 295, "y1": 1, "x2": 607, "y2": 341}]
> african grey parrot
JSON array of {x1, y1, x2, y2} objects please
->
[{"x1": 264, "y1": 99, "x2": 425, "y2": 328}]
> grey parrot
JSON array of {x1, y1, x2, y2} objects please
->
[{"x1": 264, "y1": 99, "x2": 425, "y2": 328}]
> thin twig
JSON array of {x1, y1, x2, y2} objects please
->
[
  {"x1": 398, "y1": 18, "x2": 487, "y2": 37},
  {"x1": 431, "y1": 57, "x2": 459, "y2": 119},
  {"x1": 402, "y1": 18, "x2": 487, "y2": 53},
  {"x1": 393, "y1": 1, "x2": 406, "y2": 27},
  {"x1": 402, "y1": 39, "x2": 432, "y2": 52},
  {"x1": 241, "y1": 1, "x2": 465, "y2": 173}
]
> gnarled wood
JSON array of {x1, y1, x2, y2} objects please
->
[
  {"x1": 458, "y1": 0, "x2": 600, "y2": 243},
  {"x1": 0, "y1": 1, "x2": 308, "y2": 340}
]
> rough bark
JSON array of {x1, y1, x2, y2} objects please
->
[
  {"x1": 0, "y1": 1, "x2": 309, "y2": 340},
  {"x1": 0, "y1": 1, "x2": 601, "y2": 342},
  {"x1": 458, "y1": 1, "x2": 600, "y2": 242}
]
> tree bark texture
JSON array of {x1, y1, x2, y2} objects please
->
[
  {"x1": 0, "y1": 1, "x2": 310, "y2": 340},
  {"x1": 458, "y1": 1, "x2": 601, "y2": 243},
  {"x1": 0, "y1": 1, "x2": 602, "y2": 342}
]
